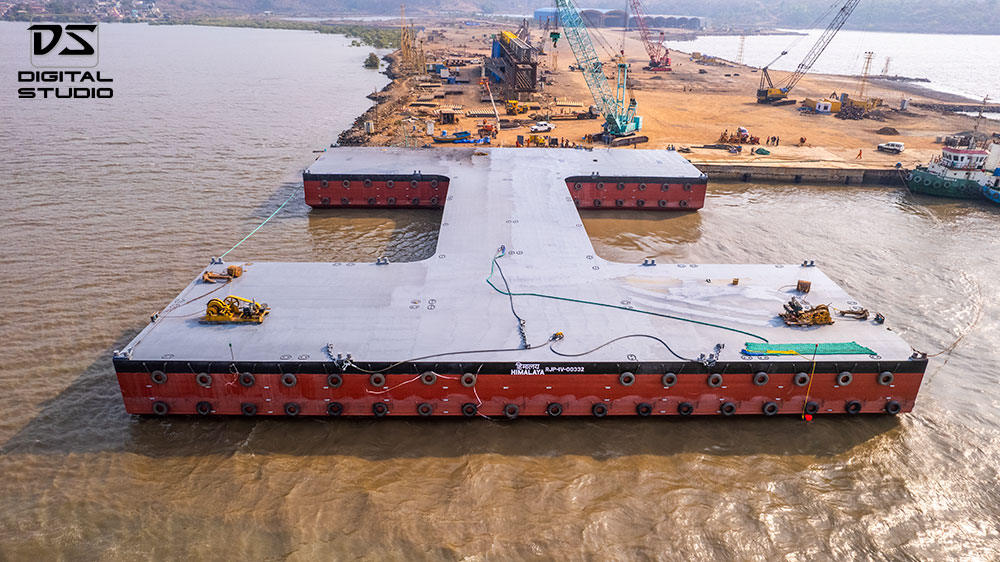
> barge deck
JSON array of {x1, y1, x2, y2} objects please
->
[{"x1": 113, "y1": 147, "x2": 925, "y2": 417}]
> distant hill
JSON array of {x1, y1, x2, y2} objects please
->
[{"x1": 154, "y1": 0, "x2": 1000, "y2": 35}]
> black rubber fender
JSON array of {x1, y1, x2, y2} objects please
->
[{"x1": 662, "y1": 372, "x2": 678, "y2": 387}]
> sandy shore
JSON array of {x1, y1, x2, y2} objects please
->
[{"x1": 344, "y1": 20, "x2": 992, "y2": 171}]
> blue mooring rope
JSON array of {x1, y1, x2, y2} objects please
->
[{"x1": 218, "y1": 191, "x2": 296, "y2": 260}]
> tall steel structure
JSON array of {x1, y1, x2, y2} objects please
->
[
  {"x1": 626, "y1": 0, "x2": 670, "y2": 71},
  {"x1": 553, "y1": 0, "x2": 641, "y2": 135},
  {"x1": 855, "y1": 51, "x2": 874, "y2": 100},
  {"x1": 757, "y1": 0, "x2": 862, "y2": 103},
  {"x1": 398, "y1": 4, "x2": 425, "y2": 76}
]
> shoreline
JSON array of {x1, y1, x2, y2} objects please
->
[{"x1": 324, "y1": 18, "x2": 995, "y2": 177}]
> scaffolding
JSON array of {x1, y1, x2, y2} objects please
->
[{"x1": 398, "y1": 4, "x2": 425, "y2": 76}]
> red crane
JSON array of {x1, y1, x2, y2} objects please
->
[{"x1": 627, "y1": 0, "x2": 670, "y2": 71}]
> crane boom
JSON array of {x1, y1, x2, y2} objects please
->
[
  {"x1": 626, "y1": 0, "x2": 670, "y2": 70},
  {"x1": 553, "y1": 0, "x2": 640, "y2": 135},
  {"x1": 757, "y1": 0, "x2": 862, "y2": 103}
]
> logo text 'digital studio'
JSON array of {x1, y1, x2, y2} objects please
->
[{"x1": 18, "y1": 24, "x2": 114, "y2": 99}]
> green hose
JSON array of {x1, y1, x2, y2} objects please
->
[{"x1": 487, "y1": 250, "x2": 769, "y2": 343}]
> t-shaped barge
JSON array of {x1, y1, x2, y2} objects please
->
[{"x1": 113, "y1": 148, "x2": 925, "y2": 417}]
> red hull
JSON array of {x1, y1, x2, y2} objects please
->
[
  {"x1": 115, "y1": 368, "x2": 920, "y2": 417},
  {"x1": 566, "y1": 177, "x2": 705, "y2": 210},
  {"x1": 303, "y1": 175, "x2": 450, "y2": 209},
  {"x1": 302, "y1": 175, "x2": 706, "y2": 211}
]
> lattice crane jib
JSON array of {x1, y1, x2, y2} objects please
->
[{"x1": 553, "y1": 0, "x2": 640, "y2": 135}]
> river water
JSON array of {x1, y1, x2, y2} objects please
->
[
  {"x1": 3, "y1": 22, "x2": 1000, "y2": 560},
  {"x1": 665, "y1": 29, "x2": 1000, "y2": 102}
]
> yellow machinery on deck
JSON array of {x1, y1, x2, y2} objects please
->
[
  {"x1": 204, "y1": 295, "x2": 270, "y2": 324},
  {"x1": 779, "y1": 298, "x2": 834, "y2": 327}
]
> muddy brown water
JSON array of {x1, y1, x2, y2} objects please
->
[{"x1": 2, "y1": 23, "x2": 1000, "y2": 561}]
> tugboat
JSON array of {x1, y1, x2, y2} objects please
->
[
  {"x1": 982, "y1": 157, "x2": 1000, "y2": 204},
  {"x1": 907, "y1": 137, "x2": 1000, "y2": 199},
  {"x1": 908, "y1": 97, "x2": 1000, "y2": 200},
  {"x1": 907, "y1": 141, "x2": 1000, "y2": 199}
]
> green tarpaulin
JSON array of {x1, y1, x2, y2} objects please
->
[{"x1": 742, "y1": 342, "x2": 876, "y2": 356}]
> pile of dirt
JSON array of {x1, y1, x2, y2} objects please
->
[{"x1": 876, "y1": 126, "x2": 900, "y2": 135}]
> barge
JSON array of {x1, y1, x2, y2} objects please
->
[{"x1": 113, "y1": 147, "x2": 926, "y2": 417}]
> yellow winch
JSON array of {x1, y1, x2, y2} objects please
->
[
  {"x1": 203, "y1": 295, "x2": 270, "y2": 324},
  {"x1": 779, "y1": 297, "x2": 833, "y2": 327}
]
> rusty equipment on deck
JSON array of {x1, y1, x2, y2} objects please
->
[
  {"x1": 839, "y1": 307, "x2": 870, "y2": 320},
  {"x1": 779, "y1": 297, "x2": 834, "y2": 327},
  {"x1": 203, "y1": 295, "x2": 270, "y2": 324},
  {"x1": 202, "y1": 265, "x2": 244, "y2": 283}
]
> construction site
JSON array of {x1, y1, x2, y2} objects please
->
[{"x1": 338, "y1": 2, "x2": 996, "y2": 180}]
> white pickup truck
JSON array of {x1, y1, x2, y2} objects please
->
[{"x1": 877, "y1": 141, "x2": 905, "y2": 154}]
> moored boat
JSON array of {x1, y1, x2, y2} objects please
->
[
  {"x1": 432, "y1": 130, "x2": 472, "y2": 143},
  {"x1": 906, "y1": 142, "x2": 999, "y2": 199},
  {"x1": 984, "y1": 181, "x2": 1000, "y2": 204}
]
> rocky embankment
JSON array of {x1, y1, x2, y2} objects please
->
[{"x1": 337, "y1": 53, "x2": 410, "y2": 146}]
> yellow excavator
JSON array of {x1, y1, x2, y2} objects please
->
[{"x1": 204, "y1": 295, "x2": 270, "y2": 324}]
